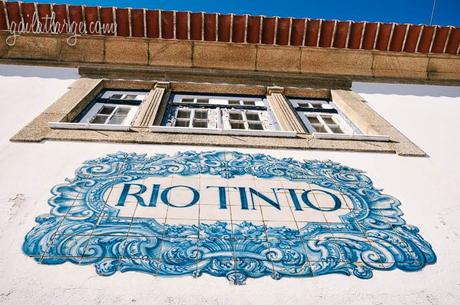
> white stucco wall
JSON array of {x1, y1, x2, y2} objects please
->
[{"x1": 0, "y1": 64, "x2": 459, "y2": 305}]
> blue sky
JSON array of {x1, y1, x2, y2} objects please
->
[{"x1": 21, "y1": 0, "x2": 460, "y2": 26}]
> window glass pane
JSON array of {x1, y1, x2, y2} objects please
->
[
  {"x1": 230, "y1": 122, "x2": 246, "y2": 130},
  {"x1": 175, "y1": 120, "x2": 190, "y2": 127},
  {"x1": 98, "y1": 106, "x2": 115, "y2": 115},
  {"x1": 177, "y1": 110, "x2": 191, "y2": 118},
  {"x1": 297, "y1": 102, "x2": 311, "y2": 108},
  {"x1": 90, "y1": 115, "x2": 108, "y2": 124},
  {"x1": 196, "y1": 98, "x2": 209, "y2": 104},
  {"x1": 248, "y1": 122, "x2": 263, "y2": 130},
  {"x1": 313, "y1": 125, "x2": 327, "y2": 133},
  {"x1": 115, "y1": 107, "x2": 130, "y2": 116},
  {"x1": 329, "y1": 126, "x2": 344, "y2": 134},
  {"x1": 193, "y1": 120, "x2": 208, "y2": 128},
  {"x1": 322, "y1": 116, "x2": 335, "y2": 125},
  {"x1": 124, "y1": 95, "x2": 137, "y2": 100},
  {"x1": 228, "y1": 100, "x2": 240, "y2": 105},
  {"x1": 182, "y1": 98, "x2": 194, "y2": 103},
  {"x1": 110, "y1": 94, "x2": 123, "y2": 100},
  {"x1": 307, "y1": 115, "x2": 320, "y2": 124},
  {"x1": 101, "y1": 90, "x2": 148, "y2": 100},
  {"x1": 311, "y1": 103, "x2": 323, "y2": 109},
  {"x1": 194, "y1": 110, "x2": 208, "y2": 119},
  {"x1": 243, "y1": 101, "x2": 256, "y2": 106},
  {"x1": 108, "y1": 116, "x2": 126, "y2": 125},
  {"x1": 246, "y1": 112, "x2": 260, "y2": 121},
  {"x1": 229, "y1": 112, "x2": 243, "y2": 120}
]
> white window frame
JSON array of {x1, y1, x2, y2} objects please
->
[
  {"x1": 155, "y1": 93, "x2": 295, "y2": 136},
  {"x1": 49, "y1": 89, "x2": 148, "y2": 131},
  {"x1": 289, "y1": 98, "x2": 389, "y2": 141},
  {"x1": 171, "y1": 107, "x2": 219, "y2": 129},
  {"x1": 290, "y1": 98, "x2": 357, "y2": 135},
  {"x1": 300, "y1": 112, "x2": 355, "y2": 135},
  {"x1": 79, "y1": 103, "x2": 139, "y2": 126}
]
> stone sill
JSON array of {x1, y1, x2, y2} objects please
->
[
  {"x1": 11, "y1": 127, "x2": 409, "y2": 155},
  {"x1": 313, "y1": 132, "x2": 390, "y2": 142},
  {"x1": 149, "y1": 126, "x2": 297, "y2": 138},
  {"x1": 48, "y1": 122, "x2": 131, "y2": 131}
]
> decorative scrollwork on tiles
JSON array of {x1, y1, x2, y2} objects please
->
[{"x1": 23, "y1": 151, "x2": 436, "y2": 284}]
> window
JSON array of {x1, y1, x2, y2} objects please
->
[
  {"x1": 47, "y1": 89, "x2": 149, "y2": 131},
  {"x1": 289, "y1": 98, "x2": 358, "y2": 135},
  {"x1": 161, "y1": 94, "x2": 281, "y2": 133},
  {"x1": 77, "y1": 90, "x2": 148, "y2": 127},
  {"x1": 36, "y1": 79, "x2": 397, "y2": 152}
]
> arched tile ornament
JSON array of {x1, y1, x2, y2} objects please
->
[{"x1": 23, "y1": 151, "x2": 436, "y2": 284}]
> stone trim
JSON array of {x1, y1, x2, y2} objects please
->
[
  {"x1": 331, "y1": 90, "x2": 426, "y2": 156},
  {"x1": 11, "y1": 78, "x2": 154, "y2": 141},
  {"x1": 10, "y1": 77, "x2": 427, "y2": 157},
  {"x1": 0, "y1": 32, "x2": 459, "y2": 85},
  {"x1": 266, "y1": 86, "x2": 305, "y2": 133},
  {"x1": 10, "y1": 78, "x2": 104, "y2": 142},
  {"x1": 78, "y1": 65, "x2": 349, "y2": 91},
  {"x1": 133, "y1": 82, "x2": 169, "y2": 127}
]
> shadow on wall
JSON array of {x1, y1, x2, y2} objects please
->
[
  {"x1": 353, "y1": 82, "x2": 460, "y2": 98},
  {"x1": 0, "y1": 64, "x2": 79, "y2": 80}
]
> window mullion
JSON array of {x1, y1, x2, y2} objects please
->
[
  {"x1": 104, "y1": 105, "x2": 119, "y2": 125},
  {"x1": 242, "y1": 111, "x2": 249, "y2": 130},
  {"x1": 216, "y1": 108, "x2": 222, "y2": 130},
  {"x1": 301, "y1": 113, "x2": 316, "y2": 134},
  {"x1": 318, "y1": 115, "x2": 333, "y2": 134},
  {"x1": 190, "y1": 109, "x2": 195, "y2": 128}
]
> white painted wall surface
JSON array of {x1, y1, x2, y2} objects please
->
[{"x1": 0, "y1": 64, "x2": 459, "y2": 305}]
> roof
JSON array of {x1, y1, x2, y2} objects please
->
[{"x1": 0, "y1": 1, "x2": 458, "y2": 55}]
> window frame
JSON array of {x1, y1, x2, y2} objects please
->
[
  {"x1": 48, "y1": 89, "x2": 149, "y2": 131},
  {"x1": 289, "y1": 97, "x2": 360, "y2": 135},
  {"x1": 159, "y1": 93, "x2": 287, "y2": 135},
  {"x1": 28, "y1": 78, "x2": 416, "y2": 155},
  {"x1": 79, "y1": 103, "x2": 139, "y2": 126}
]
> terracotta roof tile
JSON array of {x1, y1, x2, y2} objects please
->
[
  {"x1": 6, "y1": 1, "x2": 21, "y2": 25},
  {"x1": 347, "y1": 22, "x2": 364, "y2": 49},
  {"x1": 145, "y1": 10, "x2": 159, "y2": 38},
  {"x1": 333, "y1": 21, "x2": 350, "y2": 48},
  {"x1": 131, "y1": 9, "x2": 145, "y2": 37},
  {"x1": 276, "y1": 17, "x2": 290, "y2": 45},
  {"x1": 217, "y1": 14, "x2": 230, "y2": 42},
  {"x1": 84, "y1": 6, "x2": 99, "y2": 35},
  {"x1": 263, "y1": 17, "x2": 277, "y2": 44},
  {"x1": 290, "y1": 18, "x2": 305, "y2": 46},
  {"x1": 418, "y1": 26, "x2": 435, "y2": 53},
  {"x1": 175, "y1": 11, "x2": 188, "y2": 40},
  {"x1": 0, "y1": 0, "x2": 458, "y2": 55},
  {"x1": 0, "y1": 1, "x2": 6, "y2": 31},
  {"x1": 190, "y1": 12, "x2": 202, "y2": 40},
  {"x1": 53, "y1": 4, "x2": 68, "y2": 33},
  {"x1": 445, "y1": 28, "x2": 460, "y2": 54},
  {"x1": 233, "y1": 15, "x2": 246, "y2": 43},
  {"x1": 305, "y1": 19, "x2": 320, "y2": 46},
  {"x1": 161, "y1": 11, "x2": 174, "y2": 39}
]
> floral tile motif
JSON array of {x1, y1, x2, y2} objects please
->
[{"x1": 23, "y1": 151, "x2": 436, "y2": 284}]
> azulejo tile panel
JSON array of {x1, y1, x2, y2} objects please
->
[{"x1": 23, "y1": 151, "x2": 436, "y2": 284}]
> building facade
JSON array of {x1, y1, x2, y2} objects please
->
[{"x1": 0, "y1": 1, "x2": 459, "y2": 304}]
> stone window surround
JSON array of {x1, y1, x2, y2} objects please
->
[{"x1": 10, "y1": 77, "x2": 426, "y2": 157}]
